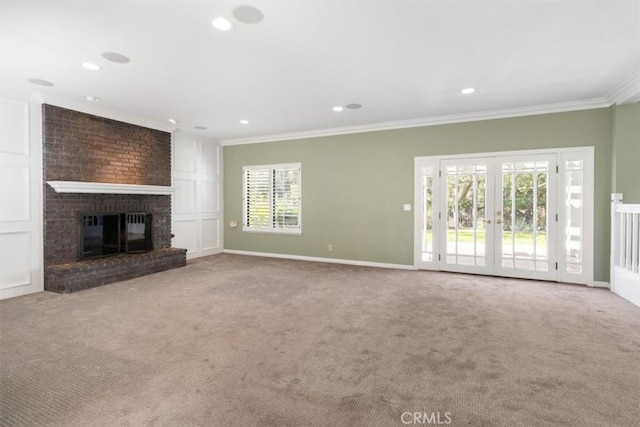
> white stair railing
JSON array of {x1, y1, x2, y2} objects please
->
[{"x1": 611, "y1": 193, "x2": 640, "y2": 307}]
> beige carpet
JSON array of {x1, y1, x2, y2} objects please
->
[{"x1": 1, "y1": 254, "x2": 639, "y2": 426}]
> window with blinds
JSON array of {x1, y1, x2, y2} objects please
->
[{"x1": 243, "y1": 163, "x2": 301, "y2": 233}]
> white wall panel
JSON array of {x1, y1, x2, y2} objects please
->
[
  {"x1": 172, "y1": 133, "x2": 222, "y2": 260},
  {"x1": 201, "y1": 180, "x2": 219, "y2": 213},
  {"x1": 0, "y1": 95, "x2": 42, "y2": 299},
  {"x1": 173, "y1": 220, "x2": 197, "y2": 254},
  {"x1": 174, "y1": 178, "x2": 196, "y2": 214},
  {"x1": 0, "y1": 165, "x2": 30, "y2": 222},
  {"x1": 201, "y1": 143, "x2": 219, "y2": 175},
  {"x1": 202, "y1": 218, "x2": 220, "y2": 251},
  {"x1": 0, "y1": 97, "x2": 29, "y2": 155},
  {"x1": 174, "y1": 138, "x2": 197, "y2": 173},
  {"x1": 0, "y1": 231, "x2": 31, "y2": 289}
]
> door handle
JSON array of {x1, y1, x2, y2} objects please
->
[
  {"x1": 484, "y1": 219, "x2": 492, "y2": 224},
  {"x1": 496, "y1": 219, "x2": 502, "y2": 224}
]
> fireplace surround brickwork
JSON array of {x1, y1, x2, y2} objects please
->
[
  {"x1": 44, "y1": 104, "x2": 171, "y2": 186},
  {"x1": 44, "y1": 193, "x2": 172, "y2": 266},
  {"x1": 43, "y1": 104, "x2": 186, "y2": 293}
]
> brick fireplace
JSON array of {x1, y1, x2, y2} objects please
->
[{"x1": 43, "y1": 104, "x2": 186, "y2": 293}]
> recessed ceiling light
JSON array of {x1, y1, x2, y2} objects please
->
[
  {"x1": 461, "y1": 88, "x2": 475, "y2": 95},
  {"x1": 346, "y1": 103, "x2": 362, "y2": 109},
  {"x1": 212, "y1": 17, "x2": 233, "y2": 31},
  {"x1": 27, "y1": 78, "x2": 54, "y2": 87},
  {"x1": 81, "y1": 62, "x2": 101, "y2": 71},
  {"x1": 239, "y1": 119, "x2": 249, "y2": 125},
  {"x1": 102, "y1": 52, "x2": 130, "y2": 64},
  {"x1": 332, "y1": 106, "x2": 344, "y2": 112},
  {"x1": 194, "y1": 126, "x2": 208, "y2": 130},
  {"x1": 85, "y1": 95, "x2": 100, "y2": 102},
  {"x1": 168, "y1": 118, "x2": 179, "y2": 125},
  {"x1": 232, "y1": 5, "x2": 264, "y2": 24}
]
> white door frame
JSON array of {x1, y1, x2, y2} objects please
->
[{"x1": 414, "y1": 147, "x2": 594, "y2": 285}]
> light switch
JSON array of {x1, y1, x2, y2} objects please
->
[
  {"x1": 229, "y1": 220, "x2": 238, "y2": 228},
  {"x1": 403, "y1": 204, "x2": 412, "y2": 211}
]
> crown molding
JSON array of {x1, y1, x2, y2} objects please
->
[
  {"x1": 40, "y1": 94, "x2": 178, "y2": 133},
  {"x1": 221, "y1": 97, "x2": 609, "y2": 146},
  {"x1": 605, "y1": 71, "x2": 640, "y2": 105}
]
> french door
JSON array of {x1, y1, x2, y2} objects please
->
[
  {"x1": 415, "y1": 148, "x2": 593, "y2": 284},
  {"x1": 439, "y1": 157, "x2": 495, "y2": 276}
]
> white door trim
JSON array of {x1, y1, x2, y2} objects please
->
[{"x1": 429, "y1": 146, "x2": 595, "y2": 161}]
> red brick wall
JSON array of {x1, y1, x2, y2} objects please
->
[
  {"x1": 43, "y1": 104, "x2": 171, "y2": 186},
  {"x1": 42, "y1": 105, "x2": 175, "y2": 288}
]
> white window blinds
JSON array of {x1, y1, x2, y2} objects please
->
[{"x1": 243, "y1": 163, "x2": 301, "y2": 233}]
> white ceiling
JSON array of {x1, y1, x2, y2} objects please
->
[{"x1": 1, "y1": 1, "x2": 638, "y2": 143}]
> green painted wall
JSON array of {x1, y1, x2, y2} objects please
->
[
  {"x1": 224, "y1": 108, "x2": 612, "y2": 281},
  {"x1": 611, "y1": 103, "x2": 640, "y2": 203}
]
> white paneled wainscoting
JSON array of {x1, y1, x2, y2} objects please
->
[
  {"x1": 172, "y1": 133, "x2": 222, "y2": 259},
  {"x1": 0, "y1": 95, "x2": 43, "y2": 299}
]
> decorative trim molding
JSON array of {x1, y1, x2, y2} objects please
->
[
  {"x1": 223, "y1": 249, "x2": 418, "y2": 270},
  {"x1": 187, "y1": 248, "x2": 223, "y2": 260},
  {"x1": 606, "y1": 72, "x2": 640, "y2": 105},
  {"x1": 12, "y1": 74, "x2": 634, "y2": 148},
  {"x1": 221, "y1": 97, "x2": 609, "y2": 146},
  {"x1": 47, "y1": 181, "x2": 174, "y2": 195},
  {"x1": 592, "y1": 281, "x2": 610, "y2": 289}
]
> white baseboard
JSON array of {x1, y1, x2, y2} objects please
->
[
  {"x1": 222, "y1": 249, "x2": 417, "y2": 271},
  {"x1": 611, "y1": 267, "x2": 640, "y2": 307},
  {"x1": 592, "y1": 281, "x2": 610, "y2": 289},
  {"x1": 186, "y1": 248, "x2": 223, "y2": 260}
]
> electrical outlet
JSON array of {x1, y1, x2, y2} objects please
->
[
  {"x1": 328, "y1": 244, "x2": 333, "y2": 252},
  {"x1": 403, "y1": 204, "x2": 412, "y2": 211},
  {"x1": 229, "y1": 220, "x2": 238, "y2": 228}
]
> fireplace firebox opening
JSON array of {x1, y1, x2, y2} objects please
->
[{"x1": 80, "y1": 212, "x2": 153, "y2": 260}]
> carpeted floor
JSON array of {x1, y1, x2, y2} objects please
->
[{"x1": 1, "y1": 254, "x2": 639, "y2": 426}]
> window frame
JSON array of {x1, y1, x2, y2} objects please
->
[{"x1": 242, "y1": 162, "x2": 302, "y2": 235}]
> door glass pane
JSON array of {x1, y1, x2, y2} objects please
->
[
  {"x1": 421, "y1": 166, "x2": 435, "y2": 262},
  {"x1": 446, "y1": 173, "x2": 457, "y2": 264},
  {"x1": 500, "y1": 161, "x2": 549, "y2": 272},
  {"x1": 502, "y1": 172, "x2": 514, "y2": 269},
  {"x1": 565, "y1": 160, "x2": 583, "y2": 273},
  {"x1": 536, "y1": 171, "x2": 549, "y2": 272},
  {"x1": 445, "y1": 163, "x2": 487, "y2": 267},
  {"x1": 475, "y1": 172, "x2": 486, "y2": 266}
]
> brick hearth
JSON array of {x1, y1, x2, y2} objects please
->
[
  {"x1": 43, "y1": 104, "x2": 186, "y2": 293},
  {"x1": 46, "y1": 248, "x2": 186, "y2": 293}
]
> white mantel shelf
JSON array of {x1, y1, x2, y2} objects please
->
[{"x1": 47, "y1": 181, "x2": 174, "y2": 195}]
